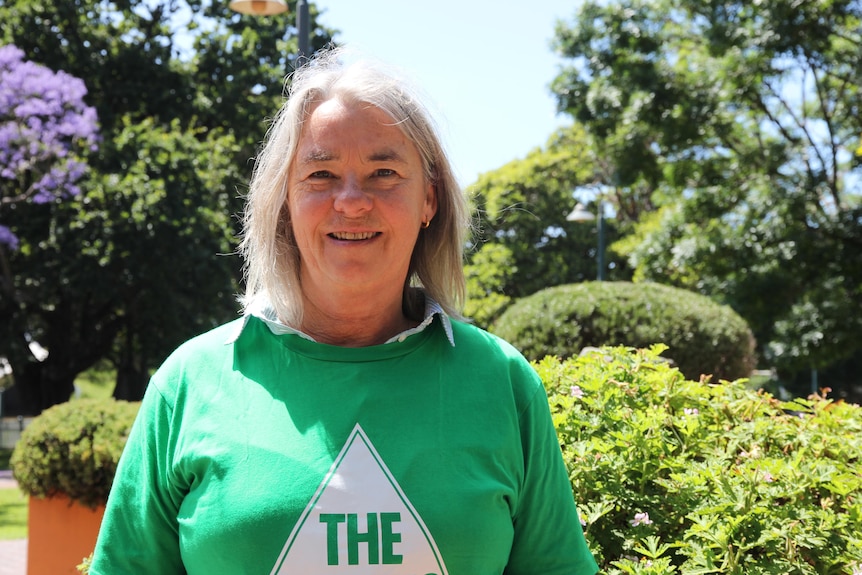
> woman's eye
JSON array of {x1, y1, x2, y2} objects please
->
[
  {"x1": 375, "y1": 168, "x2": 396, "y2": 177},
  {"x1": 309, "y1": 170, "x2": 333, "y2": 179}
]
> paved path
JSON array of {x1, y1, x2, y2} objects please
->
[
  {"x1": 0, "y1": 470, "x2": 26, "y2": 575},
  {"x1": 0, "y1": 539, "x2": 26, "y2": 575},
  {"x1": 0, "y1": 469, "x2": 17, "y2": 489}
]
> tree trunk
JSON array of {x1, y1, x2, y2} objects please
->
[
  {"x1": 1, "y1": 361, "x2": 74, "y2": 416},
  {"x1": 113, "y1": 363, "x2": 148, "y2": 401},
  {"x1": 113, "y1": 327, "x2": 148, "y2": 401}
]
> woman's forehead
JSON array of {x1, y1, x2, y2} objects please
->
[{"x1": 294, "y1": 98, "x2": 419, "y2": 163}]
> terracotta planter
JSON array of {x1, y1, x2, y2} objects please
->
[{"x1": 27, "y1": 495, "x2": 104, "y2": 575}]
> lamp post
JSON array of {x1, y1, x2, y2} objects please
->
[
  {"x1": 566, "y1": 201, "x2": 606, "y2": 281},
  {"x1": 229, "y1": 0, "x2": 310, "y2": 64}
]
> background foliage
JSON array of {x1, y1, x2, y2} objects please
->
[
  {"x1": 1, "y1": 0, "x2": 860, "y2": 411},
  {"x1": 494, "y1": 281, "x2": 756, "y2": 382},
  {"x1": 537, "y1": 346, "x2": 862, "y2": 574},
  {"x1": 10, "y1": 398, "x2": 140, "y2": 509},
  {"x1": 0, "y1": 0, "x2": 335, "y2": 414},
  {"x1": 550, "y1": 0, "x2": 862, "y2": 395},
  {"x1": 465, "y1": 125, "x2": 633, "y2": 328}
]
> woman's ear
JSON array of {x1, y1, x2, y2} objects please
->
[{"x1": 425, "y1": 183, "x2": 438, "y2": 221}]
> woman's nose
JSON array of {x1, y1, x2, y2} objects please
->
[{"x1": 333, "y1": 176, "x2": 372, "y2": 214}]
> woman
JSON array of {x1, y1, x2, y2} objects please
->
[{"x1": 90, "y1": 49, "x2": 597, "y2": 575}]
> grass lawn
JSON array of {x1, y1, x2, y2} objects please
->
[
  {"x1": 1, "y1": 446, "x2": 27, "y2": 541},
  {"x1": 0, "y1": 487, "x2": 27, "y2": 540},
  {"x1": 73, "y1": 361, "x2": 115, "y2": 401}
]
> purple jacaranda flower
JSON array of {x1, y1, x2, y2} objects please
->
[
  {"x1": 0, "y1": 224, "x2": 19, "y2": 251},
  {"x1": 0, "y1": 43, "x2": 99, "y2": 211},
  {"x1": 32, "y1": 188, "x2": 55, "y2": 204},
  {"x1": 630, "y1": 512, "x2": 653, "y2": 527}
]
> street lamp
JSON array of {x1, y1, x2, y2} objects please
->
[
  {"x1": 566, "y1": 201, "x2": 606, "y2": 281},
  {"x1": 229, "y1": 0, "x2": 310, "y2": 64}
]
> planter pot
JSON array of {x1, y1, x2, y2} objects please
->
[{"x1": 27, "y1": 495, "x2": 104, "y2": 575}]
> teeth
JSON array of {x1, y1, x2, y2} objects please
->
[{"x1": 331, "y1": 232, "x2": 376, "y2": 240}]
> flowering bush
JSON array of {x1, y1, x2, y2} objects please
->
[
  {"x1": 536, "y1": 345, "x2": 862, "y2": 574},
  {"x1": 0, "y1": 44, "x2": 98, "y2": 249}
]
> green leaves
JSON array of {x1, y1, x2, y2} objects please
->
[
  {"x1": 552, "y1": 0, "x2": 862, "y2": 385},
  {"x1": 10, "y1": 398, "x2": 140, "y2": 509},
  {"x1": 0, "y1": 0, "x2": 339, "y2": 411},
  {"x1": 536, "y1": 347, "x2": 862, "y2": 573},
  {"x1": 494, "y1": 281, "x2": 756, "y2": 381},
  {"x1": 464, "y1": 124, "x2": 621, "y2": 328}
]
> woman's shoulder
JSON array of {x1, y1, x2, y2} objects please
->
[
  {"x1": 175, "y1": 318, "x2": 244, "y2": 353},
  {"x1": 445, "y1": 320, "x2": 548, "y2": 414},
  {"x1": 154, "y1": 318, "x2": 245, "y2": 377},
  {"x1": 448, "y1": 319, "x2": 540, "y2": 380},
  {"x1": 449, "y1": 319, "x2": 528, "y2": 359}
]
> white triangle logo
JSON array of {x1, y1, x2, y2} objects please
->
[{"x1": 270, "y1": 423, "x2": 449, "y2": 575}]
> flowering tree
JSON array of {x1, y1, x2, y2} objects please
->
[
  {"x1": 0, "y1": 1, "x2": 335, "y2": 414},
  {"x1": 0, "y1": 44, "x2": 98, "y2": 250}
]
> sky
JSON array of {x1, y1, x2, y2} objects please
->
[{"x1": 315, "y1": 0, "x2": 580, "y2": 187}]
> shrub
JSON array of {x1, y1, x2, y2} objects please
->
[
  {"x1": 10, "y1": 398, "x2": 140, "y2": 509},
  {"x1": 494, "y1": 281, "x2": 756, "y2": 381},
  {"x1": 536, "y1": 346, "x2": 862, "y2": 574}
]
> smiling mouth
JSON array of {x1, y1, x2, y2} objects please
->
[{"x1": 329, "y1": 231, "x2": 379, "y2": 241}]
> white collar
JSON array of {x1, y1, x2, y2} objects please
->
[{"x1": 225, "y1": 293, "x2": 455, "y2": 346}]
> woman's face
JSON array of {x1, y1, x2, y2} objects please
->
[{"x1": 287, "y1": 98, "x2": 437, "y2": 301}]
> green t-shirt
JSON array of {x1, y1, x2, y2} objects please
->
[{"x1": 90, "y1": 315, "x2": 597, "y2": 575}]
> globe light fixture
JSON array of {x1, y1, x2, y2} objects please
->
[
  {"x1": 228, "y1": 0, "x2": 288, "y2": 15},
  {"x1": 565, "y1": 203, "x2": 595, "y2": 223}
]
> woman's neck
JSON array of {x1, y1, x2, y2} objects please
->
[{"x1": 297, "y1": 292, "x2": 415, "y2": 347}]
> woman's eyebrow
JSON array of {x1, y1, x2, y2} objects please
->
[
  {"x1": 298, "y1": 148, "x2": 336, "y2": 164},
  {"x1": 368, "y1": 148, "x2": 407, "y2": 163},
  {"x1": 296, "y1": 147, "x2": 408, "y2": 164}
]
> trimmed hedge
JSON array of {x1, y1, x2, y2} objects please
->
[
  {"x1": 493, "y1": 281, "x2": 756, "y2": 382},
  {"x1": 11, "y1": 398, "x2": 140, "y2": 509},
  {"x1": 537, "y1": 346, "x2": 862, "y2": 574}
]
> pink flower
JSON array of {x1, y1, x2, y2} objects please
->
[
  {"x1": 684, "y1": 407, "x2": 699, "y2": 416},
  {"x1": 570, "y1": 385, "x2": 584, "y2": 398},
  {"x1": 630, "y1": 512, "x2": 653, "y2": 527}
]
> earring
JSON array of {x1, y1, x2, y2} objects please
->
[{"x1": 422, "y1": 219, "x2": 431, "y2": 229}]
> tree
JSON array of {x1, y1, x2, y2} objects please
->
[
  {"x1": 0, "y1": 44, "x2": 102, "y2": 411},
  {"x1": 465, "y1": 125, "x2": 631, "y2": 328},
  {"x1": 551, "y1": 0, "x2": 862, "y2": 390},
  {"x1": 0, "y1": 0, "x2": 335, "y2": 414}
]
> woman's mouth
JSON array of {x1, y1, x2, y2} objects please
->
[{"x1": 329, "y1": 231, "x2": 379, "y2": 241}]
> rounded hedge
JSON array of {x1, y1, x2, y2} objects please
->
[
  {"x1": 492, "y1": 281, "x2": 756, "y2": 381},
  {"x1": 11, "y1": 398, "x2": 140, "y2": 509}
]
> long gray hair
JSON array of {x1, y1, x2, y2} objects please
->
[{"x1": 238, "y1": 48, "x2": 468, "y2": 327}]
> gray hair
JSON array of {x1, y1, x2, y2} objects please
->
[{"x1": 238, "y1": 48, "x2": 468, "y2": 326}]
